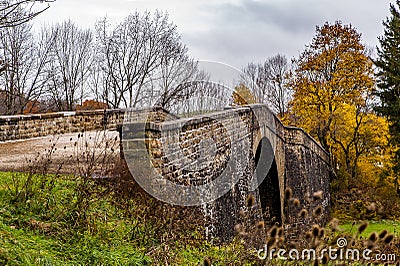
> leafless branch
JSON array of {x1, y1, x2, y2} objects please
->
[{"x1": 0, "y1": 0, "x2": 55, "y2": 28}]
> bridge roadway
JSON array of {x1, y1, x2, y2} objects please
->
[{"x1": 0, "y1": 130, "x2": 119, "y2": 173}]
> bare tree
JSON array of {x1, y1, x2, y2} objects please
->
[
  {"x1": 95, "y1": 11, "x2": 185, "y2": 109},
  {"x1": 0, "y1": 17, "x2": 53, "y2": 114},
  {"x1": 257, "y1": 54, "x2": 292, "y2": 117},
  {"x1": 0, "y1": 0, "x2": 53, "y2": 91},
  {"x1": 149, "y1": 42, "x2": 203, "y2": 109},
  {"x1": 242, "y1": 54, "x2": 292, "y2": 117},
  {"x1": 241, "y1": 62, "x2": 258, "y2": 96},
  {"x1": 89, "y1": 17, "x2": 111, "y2": 106},
  {"x1": 0, "y1": 0, "x2": 54, "y2": 28},
  {"x1": 45, "y1": 20, "x2": 93, "y2": 111},
  {"x1": 88, "y1": 41, "x2": 105, "y2": 103}
]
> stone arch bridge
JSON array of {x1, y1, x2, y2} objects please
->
[{"x1": 0, "y1": 104, "x2": 331, "y2": 241}]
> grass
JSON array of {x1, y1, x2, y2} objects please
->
[
  {"x1": 0, "y1": 170, "x2": 398, "y2": 265},
  {"x1": 340, "y1": 220, "x2": 400, "y2": 238},
  {"x1": 0, "y1": 171, "x2": 255, "y2": 265},
  {"x1": 0, "y1": 171, "x2": 151, "y2": 265},
  {"x1": 0, "y1": 221, "x2": 150, "y2": 265}
]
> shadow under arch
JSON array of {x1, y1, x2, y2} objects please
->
[{"x1": 255, "y1": 137, "x2": 282, "y2": 226}]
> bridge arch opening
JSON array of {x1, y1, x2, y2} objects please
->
[{"x1": 255, "y1": 137, "x2": 282, "y2": 226}]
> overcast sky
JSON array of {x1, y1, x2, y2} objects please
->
[{"x1": 34, "y1": 0, "x2": 393, "y2": 68}]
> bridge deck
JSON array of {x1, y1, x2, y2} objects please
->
[{"x1": 0, "y1": 131, "x2": 119, "y2": 173}]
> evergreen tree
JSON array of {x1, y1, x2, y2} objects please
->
[{"x1": 375, "y1": 1, "x2": 400, "y2": 178}]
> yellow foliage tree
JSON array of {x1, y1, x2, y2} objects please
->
[
  {"x1": 289, "y1": 21, "x2": 389, "y2": 184},
  {"x1": 232, "y1": 83, "x2": 256, "y2": 105},
  {"x1": 329, "y1": 103, "x2": 389, "y2": 183},
  {"x1": 290, "y1": 21, "x2": 375, "y2": 150}
]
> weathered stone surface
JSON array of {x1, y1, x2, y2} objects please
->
[
  {"x1": 122, "y1": 104, "x2": 331, "y2": 241},
  {"x1": 0, "y1": 104, "x2": 331, "y2": 242},
  {"x1": 0, "y1": 107, "x2": 177, "y2": 142}
]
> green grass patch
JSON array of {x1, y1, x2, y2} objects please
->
[
  {"x1": 0, "y1": 220, "x2": 150, "y2": 265},
  {"x1": 1, "y1": 170, "x2": 398, "y2": 265},
  {"x1": 0, "y1": 171, "x2": 255, "y2": 265},
  {"x1": 340, "y1": 220, "x2": 399, "y2": 238},
  {"x1": 0, "y1": 171, "x2": 151, "y2": 265}
]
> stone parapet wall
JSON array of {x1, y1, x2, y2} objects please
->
[
  {"x1": 122, "y1": 105, "x2": 332, "y2": 241},
  {"x1": 0, "y1": 107, "x2": 177, "y2": 142},
  {"x1": 284, "y1": 127, "x2": 331, "y2": 238},
  {"x1": 122, "y1": 106, "x2": 253, "y2": 192},
  {"x1": 284, "y1": 127, "x2": 330, "y2": 164},
  {"x1": 0, "y1": 110, "x2": 121, "y2": 141}
]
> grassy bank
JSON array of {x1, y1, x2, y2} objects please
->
[
  {"x1": 0, "y1": 171, "x2": 399, "y2": 265},
  {"x1": 0, "y1": 172, "x2": 152, "y2": 265},
  {"x1": 340, "y1": 220, "x2": 399, "y2": 238},
  {"x1": 0, "y1": 172, "x2": 250, "y2": 265}
]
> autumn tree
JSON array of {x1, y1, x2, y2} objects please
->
[
  {"x1": 329, "y1": 100, "x2": 389, "y2": 182},
  {"x1": 289, "y1": 21, "x2": 386, "y2": 182},
  {"x1": 232, "y1": 83, "x2": 256, "y2": 105},
  {"x1": 375, "y1": 1, "x2": 400, "y2": 181},
  {"x1": 76, "y1": 99, "x2": 108, "y2": 110},
  {"x1": 290, "y1": 21, "x2": 374, "y2": 150}
]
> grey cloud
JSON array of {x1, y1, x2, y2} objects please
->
[
  {"x1": 35, "y1": 0, "x2": 393, "y2": 68},
  {"x1": 209, "y1": 0, "x2": 323, "y2": 34},
  {"x1": 182, "y1": 22, "x2": 304, "y2": 68},
  {"x1": 182, "y1": 0, "x2": 324, "y2": 66},
  {"x1": 182, "y1": 0, "x2": 392, "y2": 67}
]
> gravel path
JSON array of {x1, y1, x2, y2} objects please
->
[{"x1": 0, "y1": 131, "x2": 120, "y2": 173}]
